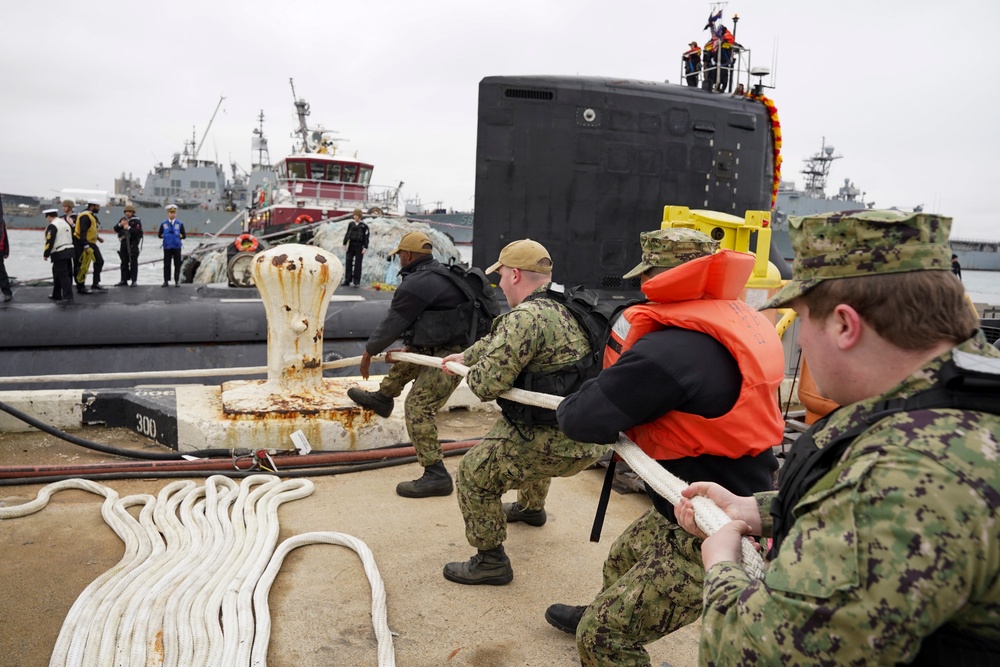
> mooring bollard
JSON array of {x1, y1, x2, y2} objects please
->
[{"x1": 221, "y1": 244, "x2": 345, "y2": 411}]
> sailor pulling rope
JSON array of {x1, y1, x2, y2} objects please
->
[{"x1": 391, "y1": 350, "x2": 767, "y2": 580}]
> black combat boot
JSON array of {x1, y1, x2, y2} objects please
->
[
  {"x1": 544, "y1": 604, "x2": 587, "y2": 634},
  {"x1": 347, "y1": 387, "x2": 394, "y2": 418},
  {"x1": 443, "y1": 545, "x2": 513, "y2": 585},
  {"x1": 503, "y1": 502, "x2": 547, "y2": 527},
  {"x1": 396, "y1": 461, "x2": 453, "y2": 498}
]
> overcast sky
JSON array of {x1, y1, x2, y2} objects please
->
[{"x1": 2, "y1": 0, "x2": 996, "y2": 240}]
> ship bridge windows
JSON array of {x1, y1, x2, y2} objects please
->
[
  {"x1": 327, "y1": 164, "x2": 341, "y2": 181},
  {"x1": 287, "y1": 161, "x2": 307, "y2": 179},
  {"x1": 360, "y1": 167, "x2": 372, "y2": 185},
  {"x1": 341, "y1": 164, "x2": 357, "y2": 183},
  {"x1": 310, "y1": 163, "x2": 325, "y2": 180}
]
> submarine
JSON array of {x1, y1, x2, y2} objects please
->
[{"x1": 2, "y1": 72, "x2": 790, "y2": 392}]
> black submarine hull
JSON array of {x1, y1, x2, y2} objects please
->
[
  {"x1": 472, "y1": 75, "x2": 788, "y2": 290},
  {"x1": 0, "y1": 284, "x2": 393, "y2": 391}
]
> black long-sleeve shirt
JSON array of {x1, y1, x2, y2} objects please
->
[
  {"x1": 557, "y1": 327, "x2": 777, "y2": 522},
  {"x1": 365, "y1": 254, "x2": 466, "y2": 354}
]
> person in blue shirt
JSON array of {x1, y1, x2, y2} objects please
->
[{"x1": 157, "y1": 204, "x2": 186, "y2": 287}]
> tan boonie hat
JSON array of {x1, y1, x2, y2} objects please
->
[
  {"x1": 486, "y1": 239, "x2": 552, "y2": 274},
  {"x1": 124, "y1": 204, "x2": 136, "y2": 213},
  {"x1": 622, "y1": 228, "x2": 717, "y2": 279},
  {"x1": 353, "y1": 208, "x2": 363, "y2": 216},
  {"x1": 760, "y1": 209, "x2": 953, "y2": 310},
  {"x1": 61, "y1": 199, "x2": 75, "y2": 208},
  {"x1": 389, "y1": 231, "x2": 433, "y2": 256}
]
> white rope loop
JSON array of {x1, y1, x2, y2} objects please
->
[
  {"x1": 398, "y1": 351, "x2": 768, "y2": 579},
  {"x1": 1, "y1": 475, "x2": 396, "y2": 667}
]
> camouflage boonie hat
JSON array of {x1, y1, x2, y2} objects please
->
[
  {"x1": 622, "y1": 228, "x2": 717, "y2": 279},
  {"x1": 760, "y1": 209, "x2": 952, "y2": 309}
]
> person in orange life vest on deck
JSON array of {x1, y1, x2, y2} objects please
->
[
  {"x1": 547, "y1": 228, "x2": 785, "y2": 667},
  {"x1": 158, "y1": 204, "x2": 186, "y2": 287},
  {"x1": 342, "y1": 208, "x2": 370, "y2": 287},
  {"x1": 682, "y1": 40, "x2": 701, "y2": 87}
]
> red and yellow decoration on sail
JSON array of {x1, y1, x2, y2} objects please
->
[{"x1": 749, "y1": 93, "x2": 781, "y2": 209}]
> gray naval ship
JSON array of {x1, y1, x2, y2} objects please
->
[
  {"x1": 772, "y1": 139, "x2": 1000, "y2": 270},
  {"x1": 3, "y1": 97, "x2": 269, "y2": 236}
]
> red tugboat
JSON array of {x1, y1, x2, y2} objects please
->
[{"x1": 245, "y1": 79, "x2": 403, "y2": 237}]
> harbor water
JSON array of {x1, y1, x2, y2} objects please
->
[{"x1": 4, "y1": 229, "x2": 1000, "y2": 305}]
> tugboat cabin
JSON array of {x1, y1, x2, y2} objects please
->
[{"x1": 277, "y1": 153, "x2": 373, "y2": 205}]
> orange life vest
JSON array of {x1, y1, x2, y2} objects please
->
[{"x1": 604, "y1": 250, "x2": 785, "y2": 460}]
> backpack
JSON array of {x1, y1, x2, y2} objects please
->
[
  {"x1": 408, "y1": 263, "x2": 502, "y2": 348},
  {"x1": 498, "y1": 283, "x2": 635, "y2": 427},
  {"x1": 530, "y1": 283, "x2": 633, "y2": 384}
]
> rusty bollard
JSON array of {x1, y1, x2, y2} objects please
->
[{"x1": 221, "y1": 244, "x2": 345, "y2": 412}]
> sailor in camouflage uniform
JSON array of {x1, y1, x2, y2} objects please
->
[
  {"x1": 440, "y1": 239, "x2": 607, "y2": 585},
  {"x1": 677, "y1": 210, "x2": 1000, "y2": 665}
]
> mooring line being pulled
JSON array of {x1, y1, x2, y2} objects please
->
[{"x1": 394, "y1": 350, "x2": 767, "y2": 580}]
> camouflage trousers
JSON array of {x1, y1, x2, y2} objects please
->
[
  {"x1": 456, "y1": 421, "x2": 606, "y2": 551},
  {"x1": 577, "y1": 507, "x2": 704, "y2": 667},
  {"x1": 379, "y1": 344, "x2": 464, "y2": 468}
]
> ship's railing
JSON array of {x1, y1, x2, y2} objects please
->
[
  {"x1": 274, "y1": 179, "x2": 401, "y2": 213},
  {"x1": 951, "y1": 239, "x2": 1000, "y2": 253},
  {"x1": 679, "y1": 44, "x2": 762, "y2": 96}
]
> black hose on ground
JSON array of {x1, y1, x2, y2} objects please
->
[
  {"x1": 0, "y1": 400, "x2": 236, "y2": 461},
  {"x1": 0, "y1": 447, "x2": 473, "y2": 486}
]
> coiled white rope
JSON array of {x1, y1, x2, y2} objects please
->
[
  {"x1": 0, "y1": 474, "x2": 396, "y2": 667},
  {"x1": 251, "y1": 532, "x2": 395, "y2": 667},
  {"x1": 394, "y1": 351, "x2": 767, "y2": 579}
]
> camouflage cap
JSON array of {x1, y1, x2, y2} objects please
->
[
  {"x1": 760, "y1": 209, "x2": 953, "y2": 309},
  {"x1": 622, "y1": 228, "x2": 718, "y2": 279}
]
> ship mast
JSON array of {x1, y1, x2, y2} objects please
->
[
  {"x1": 801, "y1": 137, "x2": 842, "y2": 198},
  {"x1": 290, "y1": 78, "x2": 312, "y2": 153},
  {"x1": 251, "y1": 110, "x2": 271, "y2": 170}
]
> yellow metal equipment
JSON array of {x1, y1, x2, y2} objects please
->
[{"x1": 659, "y1": 205, "x2": 782, "y2": 290}]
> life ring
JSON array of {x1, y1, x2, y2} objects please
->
[
  {"x1": 234, "y1": 233, "x2": 259, "y2": 253},
  {"x1": 368, "y1": 207, "x2": 384, "y2": 217},
  {"x1": 295, "y1": 214, "x2": 314, "y2": 225}
]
